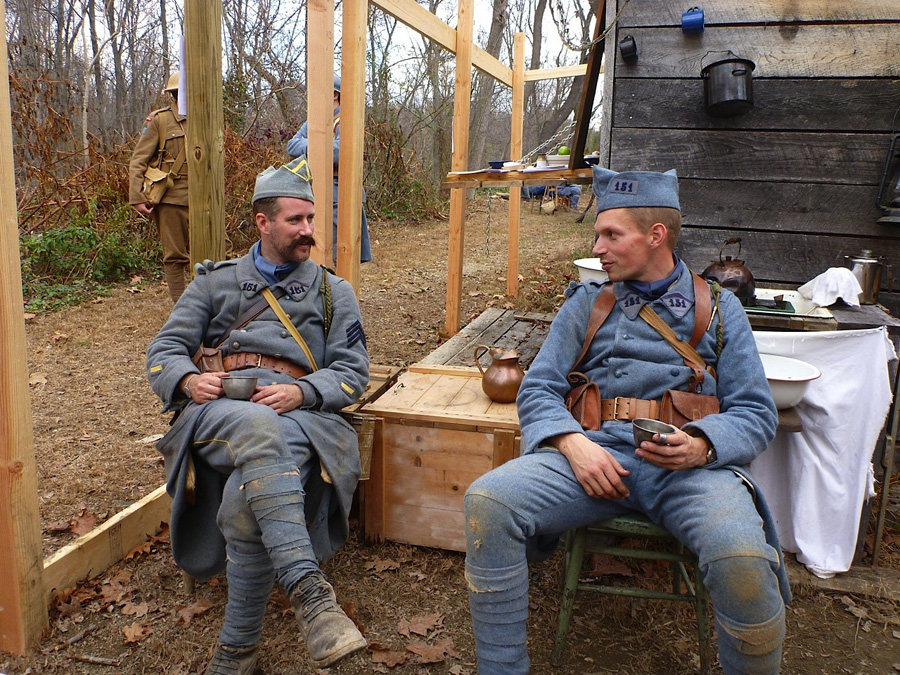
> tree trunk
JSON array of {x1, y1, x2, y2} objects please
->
[
  {"x1": 104, "y1": 0, "x2": 127, "y2": 135},
  {"x1": 467, "y1": 0, "x2": 508, "y2": 173},
  {"x1": 160, "y1": 0, "x2": 170, "y2": 78},
  {"x1": 88, "y1": 0, "x2": 103, "y2": 97}
]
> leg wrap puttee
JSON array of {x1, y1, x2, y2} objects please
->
[{"x1": 241, "y1": 461, "x2": 319, "y2": 592}]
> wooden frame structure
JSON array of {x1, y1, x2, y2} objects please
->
[{"x1": 0, "y1": 0, "x2": 595, "y2": 654}]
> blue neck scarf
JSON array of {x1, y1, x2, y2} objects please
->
[
  {"x1": 251, "y1": 241, "x2": 299, "y2": 286},
  {"x1": 624, "y1": 255, "x2": 684, "y2": 300}
]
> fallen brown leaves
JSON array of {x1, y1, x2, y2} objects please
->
[
  {"x1": 123, "y1": 621, "x2": 153, "y2": 643},
  {"x1": 407, "y1": 637, "x2": 458, "y2": 663},
  {"x1": 398, "y1": 612, "x2": 443, "y2": 637},
  {"x1": 365, "y1": 558, "x2": 401, "y2": 576},
  {"x1": 175, "y1": 597, "x2": 215, "y2": 624},
  {"x1": 46, "y1": 506, "x2": 98, "y2": 536}
]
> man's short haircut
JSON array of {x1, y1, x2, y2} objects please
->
[
  {"x1": 628, "y1": 207, "x2": 682, "y2": 247},
  {"x1": 253, "y1": 196, "x2": 282, "y2": 221}
]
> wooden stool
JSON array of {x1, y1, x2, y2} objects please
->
[{"x1": 553, "y1": 513, "x2": 711, "y2": 673}]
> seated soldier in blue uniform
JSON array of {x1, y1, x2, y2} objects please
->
[
  {"x1": 147, "y1": 156, "x2": 369, "y2": 674},
  {"x1": 464, "y1": 167, "x2": 789, "y2": 674},
  {"x1": 523, "y1": 183, "x2": 582, "y2": 209}
]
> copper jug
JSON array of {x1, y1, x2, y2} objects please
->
[
  {"x1": 700, "y1": 237, "x2": 755, "y2": 305},
  {"x1": 474, "y1": 345, "x2": 525, "y2": 403}
]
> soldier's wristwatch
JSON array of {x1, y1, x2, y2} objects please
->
[
  {"x1": 705, "y1": 444, "x2": 718, "y2": 465},
  {"x1": 182, "y1": 374, "x2": 198, "y2": 398}
]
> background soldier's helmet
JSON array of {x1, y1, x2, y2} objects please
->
[{"x1": 164, "y1": 72, "x2": 179, "y2": 94}]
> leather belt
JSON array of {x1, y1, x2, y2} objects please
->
[
  {"x1": 223, "y1": 352, "x2": 309, "y2": 379},
  {"x1": 599, "y1": 397, "x2": 660, "y2": 422}
]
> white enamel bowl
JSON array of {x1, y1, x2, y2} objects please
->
[
  {"x1": 574, "y1": 258, "x2": 609, "y2": 284},
  {"x1": 758, "y1": 353, "x2": 820, "y2": 409}
]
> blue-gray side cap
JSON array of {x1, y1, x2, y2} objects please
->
[
  {"x1": 592, "y1": 166, "x2": 680, "y2": 212},
  {"x1": 252, "y1": 155, "x2": 315, "y2": 204}
]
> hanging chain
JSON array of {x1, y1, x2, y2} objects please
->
[
  {"x1": 548, "y1": 0, "x2": 634, "y2": 53},
  {"x1": 516, "y1": 119, "x2": 576, "y2": 165},
  {"x1": 484, "y1": 193, "x2": 492, "y2": 256}
]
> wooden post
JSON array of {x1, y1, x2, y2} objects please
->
[
  {"x1": 507, "y1": 33, "x2": 525, "y2": 298},
  {"x1": 337, "y1": 0, "x2": 367, "y2": 289},
  {"x1": 445, "y1": 0, "x2": 474, "y2": 336},
  {"x1": 307, "y1": 0, "x2": 334, "y2": 268},
  {"x1": 0, "y1": 0, "x2": 47, "y2": 653},
  {"x1": 185, "y1": 0, "x2": 226, "y2": 266},
  {"x1": 570, "y1": 0, "x2": 606, "y2": 168}
]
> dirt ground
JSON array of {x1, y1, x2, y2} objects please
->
[{"x1": 4, "y1": 194, "x2": 900, "y2": 674}]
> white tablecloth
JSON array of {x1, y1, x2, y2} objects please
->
[{"x1": 750, "y1": 328, "x2": 896, "y2": 578}]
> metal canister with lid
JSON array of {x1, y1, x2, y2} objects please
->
[{"x1": 844, "y1": 249, "x2": 885, "y2": 305}]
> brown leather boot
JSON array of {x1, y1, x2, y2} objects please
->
[
  {"x1": 204, "y1": 643, "x2": 258, "y2": 675},
  {"x1": 290, "y1": 572, "x2": 367, "y2": 668}
]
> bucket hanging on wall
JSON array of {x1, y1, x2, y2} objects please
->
[{"x1": 700, "y1": 51, "x2": 756, "y2": 117}]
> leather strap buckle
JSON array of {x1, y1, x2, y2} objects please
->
[{"x1": 254, "y1": 353, "x2": 263, "y2": 368}]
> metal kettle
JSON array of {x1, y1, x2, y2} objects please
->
[
  {"x1": 700, "y1": 238, "x2": 756, "y2": 305},
  {"x1": 844, "y1": 249, "x2": 885, "y2": 305}
]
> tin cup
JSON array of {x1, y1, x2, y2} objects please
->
[
  {"x1": 632, "y1": 418, "x2": 677, "y2": 446},
  {"x1": 222, "y1": 376, "x2": 258, "y2": 400}
]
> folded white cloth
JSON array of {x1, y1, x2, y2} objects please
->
[{"x1": 798, "y1": 267, "x2": 862, "y2": 307}]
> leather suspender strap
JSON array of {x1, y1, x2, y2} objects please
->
[
  {"x1": 262, "y1": 287, "x2": 319, "y2": 372},
  {"x1": 192, "y1": 287, "x2": 287, "y2": 366},
  {"x1": 572, "y1": 273, "x2": 714, "y2": 377},
  {"x1": 638, "y1": 304, "x2": 716, "y2": 382},
  {"x1": 689, "y1": 272, "x2": 712, "y2": 348},
  {"x1": 572, "y1": 284, "x2": 616, "y2": 371},
  {"x1": 217, "y1": 287, "x2": 286, "y2": 347}
]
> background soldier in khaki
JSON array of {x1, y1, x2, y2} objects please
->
[{"x1": 129, "y1": 73, "x2": 189, "y2": 302}]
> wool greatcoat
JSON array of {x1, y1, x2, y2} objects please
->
[{"x1": 146, "y1": 254, "x2": 369, "y2": 580}]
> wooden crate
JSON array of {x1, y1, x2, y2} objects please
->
[{"x1": 361, "y1": 364, "x2": 520, "y2": 552}]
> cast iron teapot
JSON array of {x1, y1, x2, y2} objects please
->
[{"x1": 700, "y1": 237, "x2": 755, "y2": 305}]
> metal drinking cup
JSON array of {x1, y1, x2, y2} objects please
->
[
  {"x1": 221, "y1": 376, "x2": 258, "y2": 400},
  {"x1": 632, "y1": 418, "x2": 678, "y2": 446}
]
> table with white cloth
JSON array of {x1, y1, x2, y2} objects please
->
[{"x1": 751, "y1": 327, "x2": 897, "y2": 578}]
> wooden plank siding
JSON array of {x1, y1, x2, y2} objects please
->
[
  {"x1": 601, "y1": 1, "x2": 900, "y2": 314},
  {"x1": 618, "y1": 0, "x2": 900, "y2": 26}
]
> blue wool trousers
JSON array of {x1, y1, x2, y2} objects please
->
[
  {"x1": 464, "y1": 449, "x2": 786, "y2": 674},
  {"x1": 191, "y1": 399, "x2": 320, "y2": 648}
]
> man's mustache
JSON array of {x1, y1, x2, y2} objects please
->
[{"x1": 296, "y1": 235, "x2": 316, "y2": 247}]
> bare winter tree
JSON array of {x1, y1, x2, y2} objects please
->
[{"x1": 466, "y1": 0, "x2": 509, "y2": 173}]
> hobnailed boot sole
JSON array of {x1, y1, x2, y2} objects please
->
[
  {"x1": 308, "y1": 632, "x2": 367, "y2": 668},
  {"x1": 291, "y1": 574, "x2": 368, "y2": 668}
]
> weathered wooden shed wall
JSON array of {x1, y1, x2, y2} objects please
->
[{"x1": 598, "y1": 1, "x2": 900, "y2": 313}]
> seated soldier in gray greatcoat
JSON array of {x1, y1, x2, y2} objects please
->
[{"x1": 147, "y1": 156, "x2": 369, "y2": 673}]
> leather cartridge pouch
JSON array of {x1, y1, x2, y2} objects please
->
[
  {"x1": 193, "y1": 346, "x2": 225, "y2": 373},
  {"x1": 141, "y1": 166, "x2": 174, "y2": 205},
  {"x1": 660, "y1": 389, "x2": 719, "y2": 429},
  {"x1": 565, "y1": 371, "x2": 601, "y2": 431}
]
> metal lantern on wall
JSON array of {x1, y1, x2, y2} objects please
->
[{"x1": 877, "y1": 126, "x2": 900, "y2": 225}]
